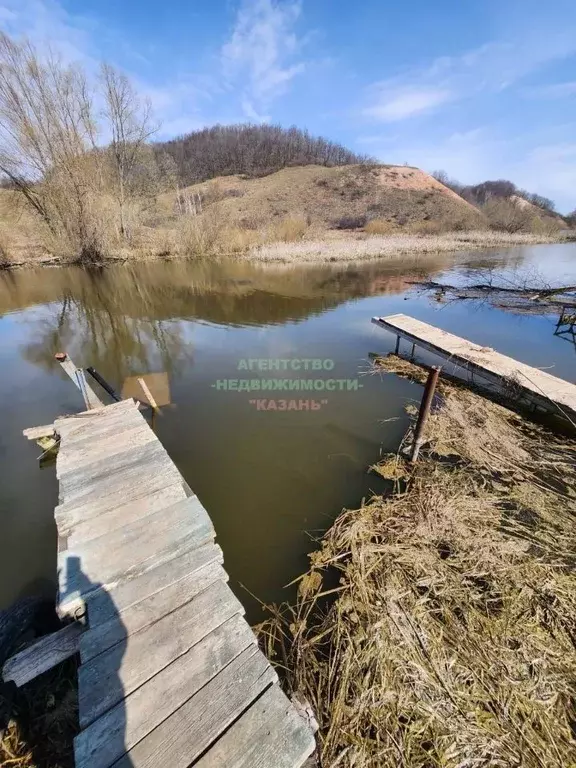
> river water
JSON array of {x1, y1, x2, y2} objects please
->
[{"x1": 1, "y1": 243, "x2": 575, "y2": 620}]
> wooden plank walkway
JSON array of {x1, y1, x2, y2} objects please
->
[
  {"x1": 372, "y1": 313, "x2": 576, "y2": 421},
  {"x1": 53, "y1": 398, "x2": 315, "y2": 768}
]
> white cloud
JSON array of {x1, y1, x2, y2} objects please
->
[
  {"x1": 362, "y1": 26, "x2": 576, "y2": 123},
  {"x1": 222, "y1": 0, "x2": 305, "y2": 121},
  {"x1": 363, "y1": 86, "x2": 451, "y2": 122},
  {"x1": 0, "y1": 0, "x2": 97, "y2": 67}
]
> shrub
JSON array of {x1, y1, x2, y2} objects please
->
[
  {"x1": 528, "y1": 216, "x2": 563, "y2": 237},
  {"x1": 408, "y1": 220, "x2": 446, "y2": 235},
  {"x1": 0, "y1": 238, "x2": 10, "y2": 268},
  {"x1": 364, "y1": 219, "x2": 397, "y2": 235},
  {"x1": 270, "y1": 216, "x2": 308, "y2": 242},
  {"x1": 176, "y1": 212, "x2": 222, "y2": 257},
  {"x1": 220, "y1": 226, "x2": 260, "y2": 253},
  {"x1": 333, "y1": 214, "x2": 367, "y2": 230},
  {"x1": 482, "y1": 198, "x2": 534, "y2": 233}
]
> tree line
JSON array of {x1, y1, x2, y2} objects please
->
[
  {"x1": 155, "y1": 123, "x2": 374, "y2": 186},
  {"x1": 432, "y1": 171, "x2": 558, "y2": 215}
]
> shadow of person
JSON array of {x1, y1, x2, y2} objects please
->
[{"x1": 59, "y1": 554, "x2": 132, "y2": 768}]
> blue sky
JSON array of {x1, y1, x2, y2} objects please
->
[{"x1": 0, "y1": 0, "x2": 575, "y2": 211}]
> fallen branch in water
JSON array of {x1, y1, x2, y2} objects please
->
[{"x1": 410, "y1": 280, "x2": 576, "y2": 314}]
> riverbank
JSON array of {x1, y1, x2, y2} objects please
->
[
  {"x1": 247, "y1": 229, "x2": 567, "y2": 263},
  {"x1": 261, "y1": 356, "x2": 576, "y2": 767},
  {"x1": 0, "y1": 229, "x2": 570, "y2": 270}
]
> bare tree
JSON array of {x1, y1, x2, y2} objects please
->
[
  {"x1": 101, "y1": 63, "x2": 158, "y2": 240},
  {"x1": 482, "y1": 198, "x2": 535, "y2": 233},
  {"x1": 0, "y1": 33, "x2": 101, "y2": 256}
]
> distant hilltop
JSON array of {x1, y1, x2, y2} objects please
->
[{"x1": 154, "y1": 124, "x2": 568, "y2": 236}]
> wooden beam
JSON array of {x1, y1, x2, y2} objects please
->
[
  {"x1": 23, "y1": 424, "x2": 55, "y2": 441},
  {"x1": 2, "y1": 622, "x2": 84, "y2": 687},
  {"x1": 55, "y1": 353, "x2": 103, "y2": 410}
]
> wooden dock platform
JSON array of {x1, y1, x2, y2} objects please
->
[
  {"x1": 372, "y1": 313, "x2": 576, "y2": 421},
  {"x1": 52, "y1": 398, "x2": 315, "y2": 768}
]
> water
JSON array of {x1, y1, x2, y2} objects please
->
[{"x1": 1, "y1": 243, "x2": 575, "y2": 621}]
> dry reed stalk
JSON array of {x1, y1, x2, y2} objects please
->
[
  {"x1": 249, "y1": 230, "x2": 563, "y2": 263},
  {"x1": 259, "y1": 357, "x2": 576, "y2": 767}
]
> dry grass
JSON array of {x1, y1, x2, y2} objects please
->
[
  {"x1": 269, "y1": 215, "x2": 309, "y2": 242},
  {"x1": 249, "y1": 230, "x2": 563, "y2": 263},
  {"x1": 259, "y1": 357, "x2": 576, "y2": 767},
  {"x1": 0, "y1": 237, "x2": 12, "y2": 268},
  {"x1": 0, "y1": 658, "x2": 77, "y2": 768},
  {"x1": 407, "y1": 219, "x2": 447, "y2": 235},
  {"x1": 364, "y1": 218, "x2": 397, "y2": 235}
]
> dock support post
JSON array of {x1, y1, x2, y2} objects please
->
[
  {"x1": 394, "y1": 335, "x2": 400, "y2": 355},
  {"x1": 410, "y1": 342, "x2": 416, "y2": 360},
  {"x1": 410, "y1": 365, "x2": 441, "y2": 463}
]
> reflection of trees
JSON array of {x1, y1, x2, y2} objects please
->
[
  {"x1": 4, "y1": 247, "x2": 531, "y2": 384},
  {"x1": 20, "y1": 278, "x2": 192, "y2": 387}
]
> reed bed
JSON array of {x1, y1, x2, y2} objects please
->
[
  {"x1": 259, "y1": 357, "x2": 576, "y2": 767},
  {"x1": 249, "y1": 230, "x2": 563, "y2": 263}
]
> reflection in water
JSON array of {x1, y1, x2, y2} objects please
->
[
  {"x1": 2, "y1": 257, "x2": 449, "y2": 390},
  {"x1": 1, "y1": 244, "x2": 576, "y2": 619}
]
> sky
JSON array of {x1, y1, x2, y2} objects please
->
[{"x1": 0, "y1": 0, "x2": 575, "y2": 212}]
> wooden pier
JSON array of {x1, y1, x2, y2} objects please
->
[
  {"x1": 50, "y1": 398, "x2": 315, "y2": 768},
  {"x1": 372, "y1": 313, "x2": 576, "y2": 421}
]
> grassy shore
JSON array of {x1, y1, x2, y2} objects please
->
[
  {"x1": 247, "y1": 230, "x2": 566, "y2": 264},
  {"x1": 0, "y1": 228, "x2": 569, "y2": 271},
  {"x1": 260, "y1": 356, "x2": 576, "y2": 767}
]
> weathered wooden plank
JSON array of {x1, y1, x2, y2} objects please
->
[
  {"x1": 54, "y1": 474, "x2": 189, "y2": 534},
  {"x1": 54, "y1": 399, "x2": 138, "y2": 440},
  {"x1": 56, "y1": 416, "x2": 148, "y2": 473},
  {"x1": 113, "y1": 646, "x2": 277, "y2": 768},
  {"x1": 61, "y1": 495, "x2": 213, "y2": 580},
  {"x1": 2, "y1": 622, "x2": 85, "y2": 687},
  {"x1": 85, "y1": 542, "x2": 224, "y2": 626},
  {"x1": 58, "y1": 456, "x2": 182, "y2": 508},
  {"x1": 194, "y1": 684, "x2": 316, "y2": 768},
  {"x1": 22, "y1": 424, "x2": 56, "y2": 441},
  {"x1": 80, "y1": 560, "x2": 227, "y2": 662},
  {"x1": 56, "y1": 354, "x2": 104, "y2": 410},
  {"x1": 58, "y1": 439, "x2": 172, "y2": 496},
  {"x1": 58, "y1": 506, "x2": 213, "y2": 616},
  {"x1": 74, "y1": 614, "x2": 256, "y2": 768},
  {"x1": 57, "y1": 423, "x2": 158, "y2": 478},
  {"x1": 69, "y1": 483, "x2": 187, "y2": 546},
  {"x1": 373, "y1": 314, "x2": 576, "y2": 419},
  {"x1": 56, "y1": 410, "x2": 145, "y2": 454},
  {"x1": 78, "y1": 578, "x2": 244, "y2": 728},
  {"x1": 55, "y1": 467, "x2": 185, "y2": 533}
]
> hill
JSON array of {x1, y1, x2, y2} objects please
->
[
  {"x1": 0, "y1": 161, "x2": 565, "y2": 267},
  {"x1": 162, "y1": 163, "x2": 485, "y2": 233}
]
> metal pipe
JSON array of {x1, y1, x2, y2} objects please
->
[
  {"x1": 394, "y1": 335, "x2": 400, "y2": 354},
  {"x1": 410, "y1": 365, "x2": 441, "y2": 463},
  {"x1": 86, "y1": 366, "x2": 122, "y2": 402}
]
